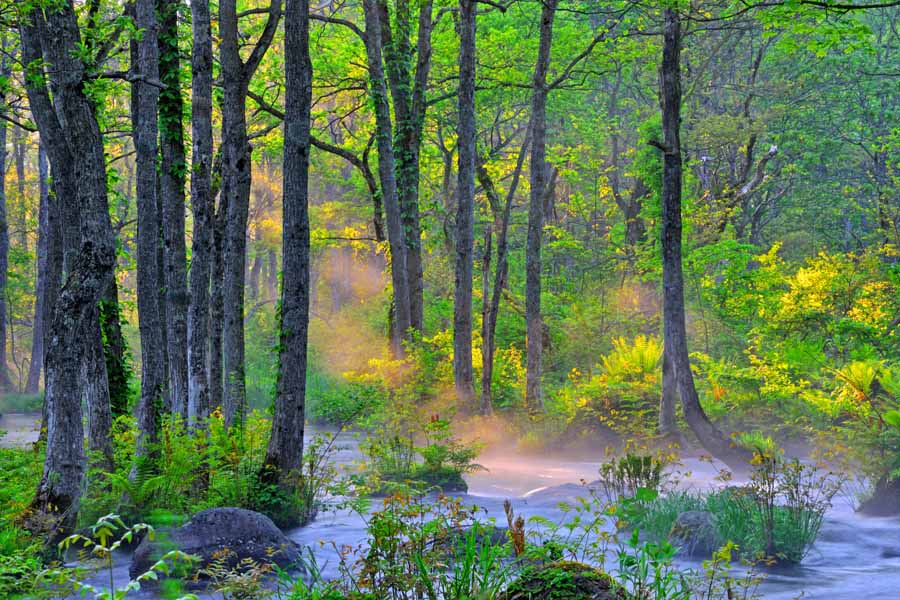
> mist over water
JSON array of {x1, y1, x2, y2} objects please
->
[{"x1": 4, "y1": 413, "x2": 898, "y2": 599}]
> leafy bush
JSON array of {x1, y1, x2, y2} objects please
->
[
  {"x1": 550, "y1": 337, "x2": 663, "y2": 438},
  {"x1": 597, "y1": 452, "x2": 670, "y2": 501},
  {"x1": 361, "y1": 414, "x2": 483, "y2": 494},
  {"x1": 628, "y1": 442, "x2": 840, "y2": 564}
]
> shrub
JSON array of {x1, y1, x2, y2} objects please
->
[
  {"x1": 550, "y1": 337, "x2": 663, "y2": 438},
  {"x1": 0, "y1": 446, "x2": 44, "y2": 598},
  {"x1": 360, "y1": 409, "x2": 483, "y2": 495},
  {"x1": 597, "y1": 452, "x2": 672, "y2": 502},
  {"x1": 82, "y1": 411, "x2": 338, "y2": 530},
  {"x1": 628, "y1": 442, "x2": 839, "y2": 564},
  {"x1": 0, "y1": 393, "x2": 43, "y2": 414}
]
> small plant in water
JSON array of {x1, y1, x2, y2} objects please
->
[{"x1": 37, "y1": 513, "x2": 198, "y2": 599}]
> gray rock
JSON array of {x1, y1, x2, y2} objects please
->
[
  {"x1": 129, "y1": 507, "x2": 301, "y2": 579},
  {"x1": 669, "y1": 510, "x2": 718, "y2": 558}
]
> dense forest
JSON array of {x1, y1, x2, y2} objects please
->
[{"x1": 1, "y1": 0, "x2": 899, "y2": 598}]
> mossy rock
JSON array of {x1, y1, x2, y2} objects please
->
[
  {"x1": 413, "y1": 466, "x2": 468, "y2": 492},
  {"x1": 859, "y1": 477, "x2": 900, "y2": 516},
  {"x1": 669, "y1": 510, "x2": 718, "y2": 558},
  {"x1": 500, "y1": 561, "x2": 629, "y2": 600},
  {"x1": 372, "y1": 467, "x2": 468, "y2": 496}
]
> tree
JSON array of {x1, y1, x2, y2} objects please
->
[
  {"x1": 0, "y1": 46, "x2": 12, "y2": 393},
  {"x1": 21, "y1": 1, "x2": 118, "y2": 536},
  {"x1": 131, "y1": 0, "x2": 166, "y2": 469},
  {"x1": 362, "y1": 0, "x2": 412, "y2": 356},
  {"x1": 657, "y1": 5, "x2": 748, "y2": 468},
  {"x1": 524, "y1": 0, "x2": 558, "y2": 411},
  {"x1": 188, "y1": 0, "x2": 214, "y2": 429},
  {"x1": 265, "y1": 0, "x2": 312, "y2": 488},
  {"x1": 220, "y1": 0, "x2": 282, "y2": 427},
  {"x1": 478, "y1": 127, "x2": 531, "y2": 414},
  {"x1": 25, "y1": 145, "x2": 55, "y2": 395},
  {"x1": 453, "y1": 0, "x2": 477, "y2": 408},
  {"x1": 379, "y1": 0, "x2": 435, "y2": 333},
  {"x1": 158, "y1": 0, "x2": 189, "y2": 418}
]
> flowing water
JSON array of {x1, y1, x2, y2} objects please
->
[{"x1": 3, "y1": 413, "x2": 899, "y2": 599}]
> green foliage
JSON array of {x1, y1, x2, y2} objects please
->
[
  {"x1": 597, "y1": 452, "x2": 670, "y2": 502},
  {"x1": 501, "y1": 561, "x2": 625, "y2": 600},
  {"x1": 360, "y1": 413, "x2": 483, "y2": 495},
  {"x1": 550, "y1": 337, "x2": 664, "y2": 437},
  {"x1": 628, "y1": 449, "x2": 840, "y2": 564},
  {"x1": 0, "y1": 446, "x2": 43, "y2": 597},
  {"x1": 82, "y1": 412, "x2": 336, "y2": 529},
  {"x1": 37, "y1": 514, "x2": 198, "y2": 600},
  {"x1": 0, "y1": 393, "x2": 43, "y2": 413}
]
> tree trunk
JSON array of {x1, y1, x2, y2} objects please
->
[
  {"x1": 362, "y1": 0, "x2": 412, "y2": 356},
  {"x1": 479, "y1": 226, "x2": 492, "y2": 410},
  {"x1": 266, "y1": 249, "x2": 278, "y2": 301},
  {"x1": 85, "y1": 306, "x2": 114, "y2": 475},
  {"x1": 266, "y1": 0, "x2": 312, "y2": 489},
  {"x1": 158, "y1": 0, "x2": 189, "y2": 419},
  {"x1": 525, "y1": 0, "x2": 557, "y2": 411},
  {"x1": 0, "y1": 86, "x2": 12, "y2": 393},
  {"x1": 478, "y1": 128, "x2": 531, "y2": 415},
  {"x1": 26, "y1": 145, "x2": 54, "y2": 394},
  {"x1": 453, "y1": 0, "x2": 477, "y2": 409},
  {"x1": 659, "y1": 345, "x2": 678, "y2": 436},
  {"x1": 188, "y1": 0, "x2": 214, "y2": 430},
  {"x1": 13, "y1": 126, "x2": 28, "y2": 254},
  {"x1": 100, "y1": 277, "x2": 130, "y2": 418},
  {"x1": 658, "y1": 7, "x2": 747, "y2": 469},
  {"x1": 209, "y1": 193, "x2": 226, "y2": 415},
  {"x1": 22, "y1": 3, "x2": 118, "y2": 536},
  {"x1": 380, "y1": 0, "x2": 433, "y2": 334},
  {"x1": 132, "y1": 0, "x2": 166, "y2": 470},
  {"x1": 219, "y1": 0, "x2": 282, "y2": 428},
  {"x1": 20, "y1": 21, "x2": 76, "y2": 446}
]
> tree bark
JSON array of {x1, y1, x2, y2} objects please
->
[
  {"x1": 380, "y1": 0, "x2": 433, "y2": 333},
  {"x1": 659, "y1": 345, "x2": 678, "y2": 436},
  {"x1": 362, "y1": 0, "x2": 412, "y2": 357},
  {"x1": 0, "y1": 78, "x2": 12, "y2": 393},
  {"x1": 26, "y1": 145, "x2": 54, "y2": 394},
  {"x1": 100, "y1": 277, "x2": 130, "y2": 418},
  {"x1": 525, "y1": 0, "x2": 557, "y2": 411},
  {"x1": 85, "y1": 304, "x2": 114, "y2": 475},
  {"x1": 658, "y1": 7, "x2": 747, "y2": 469},
  {"x1": 132, "y1": 0, "x2": 166, "y2": 470},
  {"x1": 453, "y1": 0, "x2": 477, "y2": 409},
  {"x1": 188, "y1": 0, "x2": 214, "y2": 430},
  {"x1": 20, "y1": 22, "x2": 75, "y2": 446},
  {"x1": 22, "y1": 2, "x2": 118, "y2": 536},
  {"x1": 209, "y1": 191, "x2": 226, "y2": 416},
  {"x1": 158, "y1": 0, "x2": 189, "y2": 419},
  {"x1": 266, "y1": 0, "x2": 312, "y2": 488},
  {"x1": 219, "y1": 0, "x2": 282, "y2": 428}
]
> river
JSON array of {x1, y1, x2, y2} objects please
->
[{"x1": 3, "y1": 413, "x2": 899, "y2": 599}]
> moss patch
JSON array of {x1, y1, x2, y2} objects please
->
[{"x1": 500, "y1": 561, "x2": 629, "y2": 600}]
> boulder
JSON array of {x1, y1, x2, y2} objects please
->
[
  {"x1": 859, "y1": 478, "x2": 900, "y2": 517},
  {"x1": 669, "y1": 510, "x2": 718, "y2": 558},
  {"x1": 500, "y1": 562, "x2": 628, "y2": 600},
  {"x1": 130, "y1": 507, "x2": 300, "y2": 579}
]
